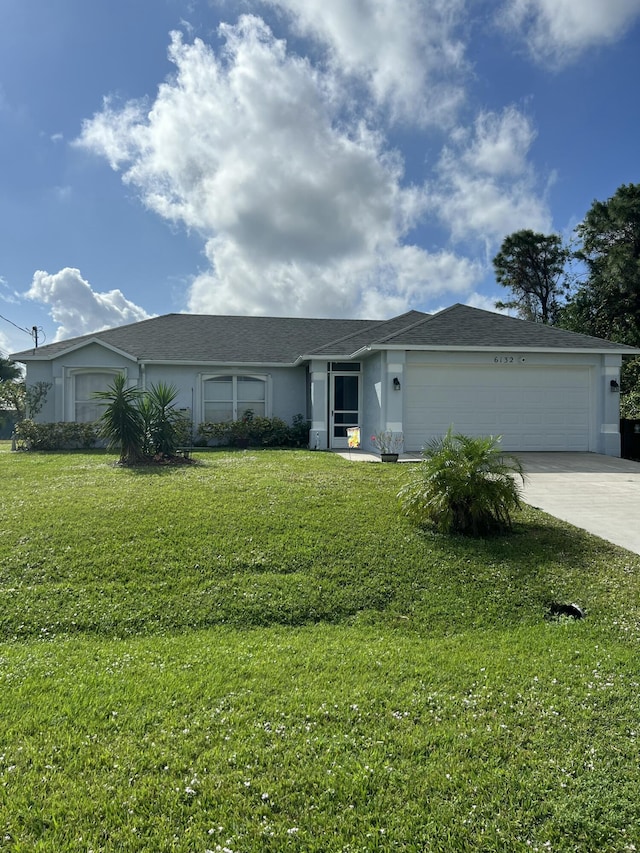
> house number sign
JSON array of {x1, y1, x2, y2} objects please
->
[{"x1": 492, "y1": 355, "x2": 526, "y2": 364}]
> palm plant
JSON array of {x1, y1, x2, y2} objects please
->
[
  {"x1": 94, "y1": 374, "x2": 144, "y2": 464},
  {"x1": 146, "y1": 382, "x2": 180, "y2": 456},
  {"x1": 398, "y1": 428, "x2": 525, "y2": 536}
]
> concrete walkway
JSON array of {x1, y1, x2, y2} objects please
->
[{"x1": 335, "y1": 449, "x2": 640, "y2": 555}]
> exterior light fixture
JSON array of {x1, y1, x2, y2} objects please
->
[
  {"x1": 610, "y1": 379, "x2": 620, "y2": 392},
  {"x1": 393, "y1": 377, "x2": 401, "y2": 390}
]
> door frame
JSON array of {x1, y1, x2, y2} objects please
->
[{"x1": 329, "y1": 365, "x2": 362, "y2": 449}]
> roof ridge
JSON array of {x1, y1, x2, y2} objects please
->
[
  {"x1": 369, "y1": 309, "x2": 437, "y2": 344},
  {"x1": 306, "y1": 309, "x2": 430, "y2": 354}
]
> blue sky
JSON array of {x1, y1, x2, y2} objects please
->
[{"x1": 2, "y1": 0, "x2": 640, "y2": 356}]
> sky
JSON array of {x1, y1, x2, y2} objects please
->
[{"x1": 2, "y1": 0, "x2": 640, "y2": 357}]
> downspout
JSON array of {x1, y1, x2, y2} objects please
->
[{"x1": 140, "y1": 362, "x2": 146, "y2": 391}]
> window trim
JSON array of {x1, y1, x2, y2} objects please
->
[{"x1": 68, "y1": 368, "x2": 124, "y2": 423}]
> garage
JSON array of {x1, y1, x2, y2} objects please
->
[{"x1": 404, "y1": 363, "x2": 592, "y2": 452}]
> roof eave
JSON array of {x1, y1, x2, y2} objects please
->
[
  {"x1": 368, "y1": 344, "x2": 640, "y2": 355},
  {"x1": 10, "y1": 337, "x2": 139, "y2": 362},
  {"x1": 141, "y1": 359, "x2": 300, "y2": 368}
]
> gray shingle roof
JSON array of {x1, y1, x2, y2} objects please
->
[
  {"x1": 368, "y1": 304, "x2": 640, "y2": 352},
  {"x1": 11, "y1": 304, "x2": 638, "y2": 364},
  {"x1": 11, "y1": 314, "x2": 380, "y2": 364},
  {"x1": 307, "y1": 310, "x2": 430, "y2": 355}
]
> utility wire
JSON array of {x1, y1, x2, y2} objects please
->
[
  {"x1": 0, "y1": 312, "x2": 31, "y2": 336},
  {"x1": 0, "y1": 313, "x2": 45, "y2": 348}
]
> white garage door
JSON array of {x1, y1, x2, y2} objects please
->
[{"x1": 404, "y1": 364, "x2": 591, "y2": 452}]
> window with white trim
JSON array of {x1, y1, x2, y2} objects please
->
[
  {"x1": 202, "y1": 375, "x2": 267, "y2": 422},
  {"x1": 72, "y1": 370, "x2": 121, "y2": 423}
]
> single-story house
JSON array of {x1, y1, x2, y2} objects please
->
[{"x1": 10, "y1": 304, "x2": 640, "y2": 456}]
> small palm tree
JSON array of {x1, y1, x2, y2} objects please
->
[
  {"x1": 398, "y1": 428, "x2": 525, "y2": 536},
  {"x1": 95, "y1": 374, "x2": 144, "y2": 464},
  {"x1": 146, "y1": 382, "x2": 180, "y2": 456}
]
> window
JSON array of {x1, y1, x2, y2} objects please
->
[
  {"x1": 331, "y1": 362, "x2": 361, "y2": 372},
  {"x1": 73, "y1": 370, "x2": 120, "y2": 423},
  {"x1": 202, "y1": 375, "x2": 267, "y2": 422}
]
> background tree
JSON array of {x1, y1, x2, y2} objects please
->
[
  {"x1": 560, "y1": 183, "x2": 640, "y2": 345},
  {"x1": 559, "y1": 183, "x2": 640, "y2": 415},
  {"x1": 493, "y1": 229, "x2": 570, "y2": 324},
  {"x1": 0, "y1": 357, "x2": 22, "y2": 382}
]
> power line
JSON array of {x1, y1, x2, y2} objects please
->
[{"x1": 0, "y1": 313, "x2": 46, "y2": 348}]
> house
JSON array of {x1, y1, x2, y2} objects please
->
[{"x1": 10, "y1": 304, "x2": 640, "y2": 456}]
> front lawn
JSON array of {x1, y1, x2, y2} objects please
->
[{"x1": 0, "y1": 447, "x2": 639, "y2": 852}]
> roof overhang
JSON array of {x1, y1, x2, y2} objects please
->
[
  {"x1": 10, "y1": 337, "x2": 139, "y2": 362},
  {"x1": 140, "y1": 359, "x2": 300, "y2": 368},
  {"x1": 363, "y1": 344, "x2": 640, "y2": 356}
]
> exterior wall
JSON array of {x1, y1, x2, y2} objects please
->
[
  {"x1": 361, "y1": 353, "x2": 382, "y2": 451},
  {"x1": 308, "y1": 353, "x2": 404, "y2": 453},
  {"x1": 19, "y1": 342, "x2": 625, "y2": 458},
  {"x1": 17, "y1": 346, "x2": 138, "y2": 423},
  {"x1": 361, "y1": 351, "x2": 408, "y2": 453},
  {"x1": 23, "y1": 346, "x2": 309, "y2": 432},
  {"x1": 20, "y1": 360, "x2": 57, "y2": 422},
  {"x1": 600, "y1": 354, "x2": 624, "y2": 456},
  {"x1": 308, "y1": 360, "x2": 329, "y2": 449},
  {"x1": 142, "y1": 363, "x2": 308, "y2": 430}
]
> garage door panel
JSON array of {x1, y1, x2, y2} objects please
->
[{"x1": 405, "y1": 365, "x2": 591, "y2": 452}]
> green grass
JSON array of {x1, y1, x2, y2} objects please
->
[{"x1": 1, "y1": 444, "x2": 639, "y2": 852}]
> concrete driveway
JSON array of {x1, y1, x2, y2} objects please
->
[{"x1": 516, "y1": 453, "x2": 640, "y2": 555}]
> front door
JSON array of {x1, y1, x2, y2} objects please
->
[{"x1": 331, "y1": 373, "x2": 360, "y2": 448}]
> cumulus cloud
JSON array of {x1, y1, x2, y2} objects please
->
[
  {"x1": 501, "y1": 0, "x2": 640, "y2": 67},
  {"x1": 264, "y1": 0, "x2": 467, "y2": 126},
  {"x1": 76, "y1": 15, "x2": 483, "y2": 319},
  {"x1": 26, "y1": 268, "x2": 151, "y2": 341},
  {"x1": 431, "y1": 107, "x2": 552, "y2": 245}
]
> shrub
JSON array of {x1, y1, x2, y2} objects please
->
[
  {"x1": 197, "y1": 413, "x2": 310, "y2": 448},
  {"x1": 144, "y1": 382, "x2": 182, "y2": 456},
  {"x1": 14, "y1": 420, "x2": 99, "y2": 451},
  {"x1": 398, "y1": 429, "x2": 525, "y2": 536}
]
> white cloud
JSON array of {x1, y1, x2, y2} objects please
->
[
  {"x1": 501, "y1": 0, "x2": 640, "y2": 67},
  {"x1": 431, "y1": 107, "x2": 552, "y2": 245},
  {"x1": 76, "y1": 16, "x2": 482, "y2": 319},
  {"x1": 26, "y1": 268, "x2": 151, "y2": 341},
  {"x1": 264, "y1": 0, "x2": 467, "y2": 126}
]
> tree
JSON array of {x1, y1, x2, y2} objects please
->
[
  {"x1": 0, "y1": 378, "x2": 50, "y2": 420},
  {"x1": 493, "y1": 229, "x2": 570, "y2": 324},
  {"x1": 94, "y1": 375, "x2": 185, "y2": 464},
  {"x1": 559, "y1": 183, "x2": 640, "y2": 412},
  {"x1": 144, "y1": 382, "x2": 182, "y2": 456},
  {"x1": 560, "y1": 183, "x2": 640, "y2": 346},
  {"x1": 94, "y1": 373, "x2": 145, "y2": 464},
  {"x1": 0, "y1": 357, "x2": 22, "y2": 383}
]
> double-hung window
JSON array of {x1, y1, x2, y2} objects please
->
[{"x1": 202, "y1": 375, "x2": 267, "y2": 422}]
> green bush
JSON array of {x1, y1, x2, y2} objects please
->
[
  {"x1": 398, "y1": 428, "x2": 525, "y2": 536},
  {"x1": 197, "y1": 412, "x2": 310, "y2": 448},
  {"x1": 14, "y1": 420, "x2": 99, "y2": 451}
]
